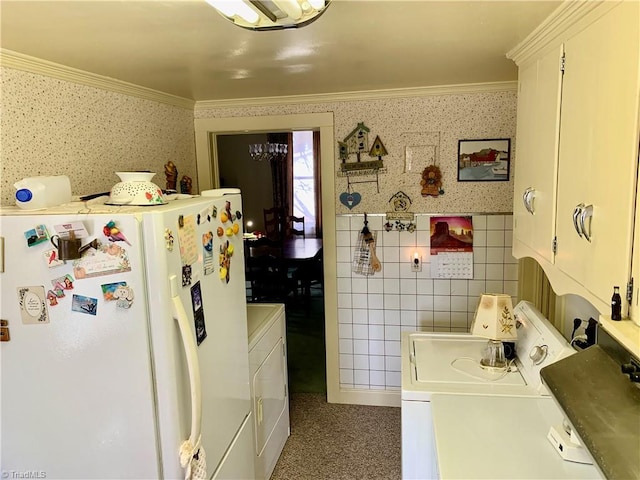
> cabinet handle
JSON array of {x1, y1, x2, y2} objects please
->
[
  {"x1": 523, "y1": 188, "x2": 535, "y2": 214},
  {"x1": 572, "y1": 204, "x2": 585, "y2": 238},
  {"x1": 580, "y1": 204, "x2": 593, "y2": 242}
]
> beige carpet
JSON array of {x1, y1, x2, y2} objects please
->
[{"x1": 271, "y1": 393, "x2": 401, "y2": 480}]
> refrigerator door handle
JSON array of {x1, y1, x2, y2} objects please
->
[{"x1": 170, "y1": 275, "x2": 207, "y2": 477}]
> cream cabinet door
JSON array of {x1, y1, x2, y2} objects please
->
[
  {"x1": 512, "y1": 44, "x2": 564, "y2": 264},
  {"x1": 555, "y1": 1, "x2": 640, "y2": 307}
]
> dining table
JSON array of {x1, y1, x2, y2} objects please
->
[
  {"x1": 281, "y1": 237, "x2": 322, "y2": 262},
  {"x1": 243, "y1": 235, "x2": 323, "y2": 302}
]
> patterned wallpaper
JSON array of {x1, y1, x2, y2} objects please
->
[
  {"x1": 195, "y1": 90, "x2": 517, "y2": 215},
  {"x1": 0, "y1": 67, "x2": 196, "y2": 207}
]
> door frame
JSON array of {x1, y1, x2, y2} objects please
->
[{"x1": 194, "y1": 113, "x2": 341, "y2": 402}]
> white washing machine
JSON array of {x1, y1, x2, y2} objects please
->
[
  {"x1": 247, "y1": 303, "x2": 290, "y2": 480},
  {"x1": 401, "y1": 301, "x2": 599, "y2": 479}
]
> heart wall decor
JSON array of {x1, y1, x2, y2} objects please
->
[{"x1": 339, "y1": 192, "x2": 361, "y2": 210}]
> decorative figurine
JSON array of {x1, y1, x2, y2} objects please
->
[
  {"x1": 165, "y1": 161, "x2": 178, "y2": 191},
  {"x1": 421, "y1": 165, "x2": 444, "y2": 197},
  {"x1": 180, "y1": 175, "x2": 193, "y2": 194}
]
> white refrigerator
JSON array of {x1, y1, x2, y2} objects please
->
[{"x1": 0, "y1": 192, "x2": 255, "y2": 480}]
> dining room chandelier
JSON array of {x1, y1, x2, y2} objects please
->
[
  {"x1": 249, "y1": 142, "x2": 288, "y2": 161},
  {"x1": 205, "y1": 0, "x2": 330, "y2": 30}
]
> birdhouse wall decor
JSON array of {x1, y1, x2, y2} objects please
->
[
  {"x1": 338, "y1": 122, "x2": 388, "y2": 196},
  {"x1": 384, "y1": 191, "x2": 416, "y2": 232}
]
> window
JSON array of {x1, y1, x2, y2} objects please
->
[{"x1": 292, "y1": 131, "x2": 316, "y2": 236}]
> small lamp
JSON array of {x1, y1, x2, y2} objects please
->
[{"x1": 470, "y1": 293, "x2": 517, "y2": 369}]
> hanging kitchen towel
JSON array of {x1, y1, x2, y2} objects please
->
[
  {"x1": 352, "y1": 230, "x2": 378, "y2": 276},
  {"x1": 180, "y1": 435, "x2": 207, "y2": 480}
]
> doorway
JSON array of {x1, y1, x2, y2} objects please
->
[
  {"x1": 216, "y1": 131, "x2": 321, "y2": 238},
  {"x1": 194, "y1": 113, "x2": 340, "y2": 401},
  {"x1": 216, "y1": 130, "x2": 325, "y2": 392}
]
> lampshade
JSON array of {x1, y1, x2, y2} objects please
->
[
  {"x1": 206, "y1": 0, "x2": 331, "y2": 30},
  {"x1": 470, "y1": 293, "x2": 517, "y2": 341}
]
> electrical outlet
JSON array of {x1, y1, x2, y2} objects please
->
[{"x1": 411, "y1": 254, "x2": 422, "y2": 272}]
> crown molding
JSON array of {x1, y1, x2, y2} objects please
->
[
  {"x1": 194, "y1": 81, "x2": 517, "y2": 111},
  {"x1": 507, "y1": 0, "x2": 619, "y2": 66},
  {"x1": 0, "y1": 49, "x2": 195, "y2": 110},
  {"x1": 0, "y1": 49, "x2": 517, "y2": 112}
]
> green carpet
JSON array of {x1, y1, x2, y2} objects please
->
[{"x1": 284, "y1": 290, "x2": 327, "y2": 393}]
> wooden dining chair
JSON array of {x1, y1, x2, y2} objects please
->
[
  {"x1": 263, "y1": 207, "x2": 286, "y2": 240},
  {"x1": 246, "y1": 253, "x2": 291, "y2": 302},
  {"x1": 287, "y1": 215, "x2": 305, "y2": 238},
  {"x1": 292, "y1": 247, "x2": 323, "y2": 309}
]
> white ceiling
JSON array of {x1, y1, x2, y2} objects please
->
[{"x1": 0, "y1": 1, "x2": 561, "y2": 102}]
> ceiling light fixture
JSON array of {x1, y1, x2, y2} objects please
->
[
  {"x1": 206, "y1": 0, "x2": 330, "y2": 30},
  {"x1": 249, "y1": 142, "x2": 288, "y2": 161}
]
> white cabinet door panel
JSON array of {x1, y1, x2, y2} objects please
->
[
  {"x1": 555, "y1": 1, "x2": 640, "y2": 305},
  {"x1": 513, "y1": 44, "x2": 564, "y2": 263}
]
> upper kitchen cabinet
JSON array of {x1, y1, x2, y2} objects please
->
[
  {"x1": 512, "y1": 44, "x2": 564, "y2": 265},
  {"x1": 554, "y1": 1, "x2": 640, "y2": 312},
  {"x1": 509, "y1": 0, "x2": 640, "y2": 315}
]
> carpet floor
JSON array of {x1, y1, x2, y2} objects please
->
[{"x1": 271, "y1": 393, "x2": 402, "y2": 480}]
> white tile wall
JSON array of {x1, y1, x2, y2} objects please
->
[{"x1": 336, "y1": 213, "x2": 517, "y2": 391}]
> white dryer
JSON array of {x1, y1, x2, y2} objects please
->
[
  {"x1": 247, "y1": 303, "x2": 290, "y2": 480},
  {"x1": 401, "y1": 301, "x2": 595, "y2": 479}
]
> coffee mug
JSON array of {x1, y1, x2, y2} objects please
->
[{"x1": 50, "y1": 235, "x2": 82, "y2": 261}]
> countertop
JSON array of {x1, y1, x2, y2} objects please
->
[
  {"x1": 540, "y1": 345, "x2": 640, "y2": 480},
  {"x1": 598, "y1": 315, "x2": 640, "y2": 359},
  {"x1": 431, "y1": 394, "x2": 602, "y2": 479}
]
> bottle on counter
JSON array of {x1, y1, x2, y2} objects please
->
[
  {"x1": 14, "y1": 175, "x2": 72, "y2": 210},
  {"x1": 611, "y1": 286, "x2": 622, "y2": 320}
]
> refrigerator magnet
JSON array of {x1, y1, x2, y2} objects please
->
[
  {"x1": 219, "y1": 240, "x2": 232, "y2": 283},
  {"x1": 24, "y1": 225, "x2": 49, "y2": 248},
  {"x1": 0, "y1": 320, "x2": 10, "y2": 342},
  {"x1": 54, "y1": 221, "x2": 89, "y2": 239},
  {"x1": 101, "y1": 281, "x2": 127, "y2": 301},
  {"x1": 43, "y1": 248, "x2": 65, "y2": 268},
  {"x1": 202, "y1": 232, "x2": 214, "y2": 275},
  {"x1": 46, "y1": 290, "x2": 61, "y2": 306},
  {"x1": 103, "y1": 220, "x2": 131, "y2": 246},
  {"x1": 177, "y1": 214, "x2": 198, "y2": 266},
  {"x1": 182, "y1": 265, "x2": 192, "y2": 287},
  {"x1": 198, "y1": 207, "x2": 208, "y2": 225},
  {"x1": 72, "y1": 243, "x2": 131, "y2": 279},
  {"x1": 17, "y1": 286, "x2": 49, "y2": 324},
  {"x1": 51, "y1": 274, "x2": 74, "y2": 291},
  {"x1": 225, "y1": 201, "x2": 233, "y2": 221},
  {"x1": 190, "y1": 281, "x2": 203, "y2": 314},
  {"x1": 191, "y1": 282, "x2": 207, "y2": 345},
  {"x1": 112, "y1": 285, "x2": 134, "y2": 309},
  {"x1": 71, "y1": 294, "x2": 98, "y2": 316},
  {"x1": 164, "y1": 228, "x2": 174, "y2": 251}
]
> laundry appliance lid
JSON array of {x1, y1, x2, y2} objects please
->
[{"x1": 411, "y1": 335, "x2": 526, "y2": 387}]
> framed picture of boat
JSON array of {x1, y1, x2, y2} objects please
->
[{"x1": 457, "y1": 138, "x2": 511, "y2": 182}]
